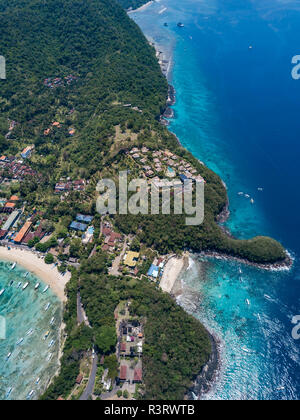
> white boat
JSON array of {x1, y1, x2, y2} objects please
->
[
  {"x1": 34, "y1": 282, "x2": 40, "y2": 290},
  {"x1": 10, "y1": 262, "x2": 16, "y2": 270},
  {"x1": 6, "y1": 352, "x2": 12, "y2": 361},
  {"x1": 26, "y1": 390, "x2": 35, "y2": 400},
  {"x1": 242, "y1": 347, "x2": 252, "y2": 353},
  {"x1": 238, "y1": 192, "x2": 244, "y2": 196},
  {"x1": 35, "y1": 377, "x2": 40, "y2": 385},
  {"x1": 42, "y1": 285, "x2": 49, "y2": 293},
  {"x1": 45, "y1": 302, "x2": 51, "y2": 311},
  {"x1": 250, "y1": 198, "x2": 254, "y2": 204},
  {"x1": 246, "y1": 299, "x2": 250, "y2": 306},
  {"x1": 17, "y1": 282, "x2": 22, "y2": 288},
  {"x1": 26, "y1": 328, "x2": 34, "y2": 336},
  {"x1": 16, "y1": 337, "x2": 24, "y2": 345},
  {"x1": 46, "y1": 353, "x2": 53, "y2": 361},
  {"x1": 0, "y1": 289, "x2": 5, "y2": 296},
  {"x1": 9, "y1": 280, "x2": 14, "y2": 286},
  {"x1": 43, "y1": 331, "x2": 50, "y2": 340},
  {"x1": 264, "y1": 294, "x2": 272, "y2": 301},
  {"x1": 23, "y1": 272, "x2": 29, "y2": 278},
  {"x1": 258, "y1": 187, "x2": 263, "y2": 192},
  {"x1": 22, "y1": 282, "x2": 29, "y2": 290},
  {"x1": 5, "y1": 387, "x2": 12, "y2": 398},
  {"x1": 48, "y1": 339, "x2": 55, "y2": 348},
  {"x1": 50, "y1": 317, "x2": 55, "y2": 326},
  {"x1": 245, "y1": 194, "x2": 250, "y2": 198}
]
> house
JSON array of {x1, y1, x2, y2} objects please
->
[
  {"x1": 119, "y1": 365, "x2": 127, "y2": 381},
  {"x1": 124, "y1": 251, "x2": 140, "y2": 268},
  {"x1": 76, "y1": 374, "x2": 83, "y2": 385},
  {"x1": 120, "y1": 342, "x2": 127, "y2": 353},
  {"x1": 3, "y1": 202, "x2": 16, "y2": 213},
  {"x1": 133, "y1": 368, "x2": 143, "y2": 383},
  {"x1": 9, "y1": 195, "x2": 19, "y2": 202}
]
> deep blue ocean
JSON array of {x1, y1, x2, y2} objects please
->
[{"x1": 131, "y1": 0, "x2": 300, "y2": 399}]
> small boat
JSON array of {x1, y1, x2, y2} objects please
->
[
  {"x1": 0, "y1": 289, "x2": 5, "y2": 296},
  {"x1": 250, "y1": 198, "x2": 254, "y2": 204},
  {"x1": 245, "y1": 299, "x2": 250, "y2": 306},
  {"x1": 9, "y1": 280, "x2": 14, "y2": 286},
  {"x1": 264, "y1": 294, "x2": 272, "y2": 301},
  {"x1": 242, "y1": 347, "x2": 252, "y2": 353},
  {"x1": 17, "y1": 282, "x2": 22, "y2": 288},
  {"x1": 22, "y1": 282, "x2": 29, "y2": 290},
  {"x1": 26, "y1": 390, "x2": 35, "y2": 400},
  {"x1": 10, "y1": 262, "x2": 16, "y2": 270},
  {"x1": 43, "y1": 331, "x2": 50, "y2": 340},
  {"x1": 42, "y1": 285, "x2": 49, "y2": 293},
  {"x1": 26, "y1": 328, "x2": 34, "y2": 336},
  {"x1": 23, "y1": 272, "x2": 29, "y2": 278},
  {"x1": 258, "y1": 187, "x2": 263, "y2": 192},
  {"x1": 50, "y1": 317, "x2": 55, "y2": 326},
  {"x1": 239, "y1": 268, "x2": 242, "y2": 274},
  {"x1": 45, "y1": 302, "x2": 51, "y2": 311},
  {"x1": 16, "y1": 337, "x2": 24, "y2": 345},
  {"x1": 238, "y1": 192, "x2": 244, "y2": 196},
  {"x1": 35, "y1": 377, "x2": 40, "y2": 385},
  {"x1": 245, "y1": 194, "x2": 250, "y2": 198},
  {"x1": 163, "y1": 22, "x2": 168, "y2": 27},
  {"x1": 34, "y1": 282, "x2": 40, "y2": 290},
  {"x1": 177, "y1": 22, "x2": 184, "y2": 27},
  {"x1": 6, "y1": 352, "x2": 12, "y2": 361},
  {"x1": 249, "y1": 45, "x2": 253, "y2": 49},
  {"x1": 48, "y1": 339, "x2": 55, "y2": 348},
  {"x1": 5, "y1": 387, "x2": 12, "y2": 398},
  {"x1": 46, "y1": 353, "x2": 53, "y2": 361}
]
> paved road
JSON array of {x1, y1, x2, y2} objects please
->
[
  {"x1": 77, "y1": 292, "x2": 90, "y2": 327},
  {"x1": 79, "y1": 353, "x2": 98, "y2": 400}
]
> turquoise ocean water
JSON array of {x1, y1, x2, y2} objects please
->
[
  {"x1": 131, "y1": 0, "x2": 300, "y2": 399},
  {"x1": 0, "y1": 260, "x2": 62, "y2": 400}
]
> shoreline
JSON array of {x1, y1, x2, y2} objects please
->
[
  {"x1": 198, "y1": 249, "x2": 293, "y2": 272},
  {"x1": 127, "y1": 1, "x2": 154, "y2": 14},
  {"x1": 160, "y1": 253, "x2": 189, "y2": 294},
  {"x1": 0, "y1": 246, "x2": 70, "y2": 302}
]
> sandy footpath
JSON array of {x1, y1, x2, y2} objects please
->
[
  {"x1": 0, "y1": 246, "x2": 70, "y2": 302},
  {"x1": 160, "y1": 254, "x2": 188, "y2": 294}
]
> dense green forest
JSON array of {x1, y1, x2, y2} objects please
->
[
  {"x1": 0, "y1": 0, "x2": 286, "y2": 265},
  {"x1": 117, "y1": 0, "x2": 149, "y2": 10}
]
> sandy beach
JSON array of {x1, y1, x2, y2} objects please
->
[
  {"x1": 160, "y1": 254, "x2": 188, "y2": 294},
  {"x1": 128, "y1": 1, "x2": 154, "y2": 13},
  {"x1": 0, "y1": 246, "x2": 70, "y2": 302}
]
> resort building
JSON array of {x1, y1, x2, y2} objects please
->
[
  {"x1": 1, "y1": 210, "x2": 20, "y2": 232},
  {"x1": 21, "y1": 145, "x2": 35, "y2": 159},
  {"x1": 69, "y1": 221, "x2": 88, "y2": 232},
  {"x1": 14, "y1": 221, "x2": 32, "y2": 243}
]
